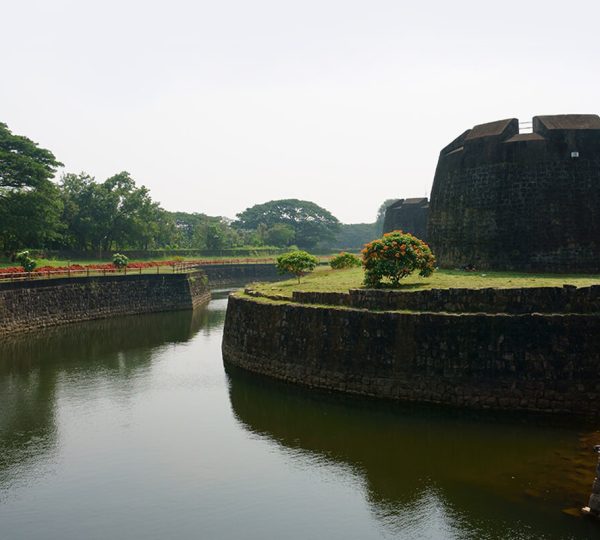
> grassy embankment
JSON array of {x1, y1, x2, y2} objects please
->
[{"x1": 251, "y1": 266, "x2": 600, "y2": 298}]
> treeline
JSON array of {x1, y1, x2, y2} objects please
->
[{"x1": 1, "y1": 121, "x2": 391, "y2": 256}]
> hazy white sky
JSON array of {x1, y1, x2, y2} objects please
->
[{"x1": 2, "y1": 0, "x2": 599, "y2": 223}]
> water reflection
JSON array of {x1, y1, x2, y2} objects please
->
[
  {"x1": 2, "y1": 291, "x2": 599, "y2": 540},
  {"x1": 226, "y1": 365, "x2": 600, "y2": 539},
  {"x1": 0, "y1": 305, "x2": 218, "y2": 501}
]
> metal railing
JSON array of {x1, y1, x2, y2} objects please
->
[
  {"x1": 519, "y1": 121, "x2": 533, "y2": 134},
  {"x1": 0, "y1": 258, "x2": 281, "y2": 282}
]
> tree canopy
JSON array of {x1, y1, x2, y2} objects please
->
[
  {"x1": 0, "y1": 123, "x2": 64, "y2": 253},
  {"x1": 235, "y1": 199, "x2": 340, "y2": 249},
  {"x1": 59, "y1": 171, "x2": 174, "y2": 252},
  {"x1": 0, "y1": 122, "x2": 62, "y2": 192}
]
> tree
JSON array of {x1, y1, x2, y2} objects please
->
[
  {"x1": 265, "y1": 223, "x2": 295, "y2": 247},
  {"x1": 0, "y1": 181, "x2": 64, "y2": 253},
  {"x1": 0, "y1": 122, "x2": 64, "y2": 253},
  {"x1": 362, "y1": 230, "x2": 436, "y2": 288},
  {"x1": 276, "y1": 250, "x2": 318, "y2": 283},
  {"x1": 315, "y1": 222, "x2": 378, "y2": 252},
  {"x1": 235, "y1": 199, "x2": 340, "y2": 249},
  {"x1": 170, "y1": 212, "x2": 241, "y2": 250},
  {"x1": 330, "y1": 252, "x2": 361, "y2": 269},
  {"x1": 0, "y1": 122, "x2": 62, "y2": 192},
  {"x1": 59, "y1": 171, "x2": 177, "y2": 252}
]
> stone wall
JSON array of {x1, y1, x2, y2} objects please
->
[
  {"x1": 289, "y1": 285, "x2": 600, "y2": 314},
  {"x1": 222, "y1": 294, "x2": 600, "y2": 416},
  {"x1": 0, "y1": 271, "x2": 210, "y2": 337},
  {"x1": 428, "y1": 115, "x2": 600, "y2": 272},
  {"x1": 382, "y1": 198, "x2": 429, "y2": 239},
  {"x1": 200, "y1": 263, "x2": 281, "y2": 287}
]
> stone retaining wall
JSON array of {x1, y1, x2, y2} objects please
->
[
  {"x1": 222, "y1": 294, "x2": 600, "y2": 416},
  {"x1": 291, "y1": 285, "x2": 600, "y2": 314},
  {"x1": 200, "y1": 263, "x2": 280, "y2": 287},
  {"x1": 0, "y1": 271, "x2": 210, "y2": 336}
]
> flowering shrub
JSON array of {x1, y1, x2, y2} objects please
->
[
  {"x1": 112, "y1": 253, "x2": 129, "y2": 269},
  {"x1": 362, "y1": 230, "x2": 435, "y2": 288},
  {"x1": 330, "y1": 252, "x2": 361, "y2": 270},
  {"x1": 276, "y1": 250, "x2": 318, "y2": 283}
]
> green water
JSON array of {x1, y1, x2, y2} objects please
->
[{"x1": 0, "y1": 292, "x2": 599, "y2": 539}]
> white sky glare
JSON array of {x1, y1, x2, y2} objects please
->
[{"x1": 2, "y1": 0, "x2": 599, "y2": 223}]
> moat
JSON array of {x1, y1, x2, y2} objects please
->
[{"x1": 1, "y1": 292, "x2": 599, "y2": 539}]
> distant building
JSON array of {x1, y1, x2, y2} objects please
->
[
  {"x1": 382, "y1": 198, "x2": 429, "y2": 240},
  {"x1": 428, "y1": 114, "x2": 600, "y2": 272}
]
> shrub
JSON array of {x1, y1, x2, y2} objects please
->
[
  {"x1": 330, "y1": 252, "x2": 361, "y2": 270},
  {"x1": 276, "y1": 250, "x2": 318, "y2": 283},
  {"x1": 15, "y1": 251, "x2": 37, "y2": 273},
  {"x1": 112, "y1": 253, "x2": 129, "y2": 269},
  {"x1": 362, "y1": 230, "x2": 435, "y2": 288}
]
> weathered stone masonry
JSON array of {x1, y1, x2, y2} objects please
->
[
  {"x1": 290, "y1": 285, "x2": 600, "y2": 314},
  {"x1": 428, "y1": 114, "x2": 600, "y2": 272},
  {"x1": 199, "y1": 263, "x2": 281, "y2": 287},
  {"x1": 0, "y1": 271, "x2": 210, "y2": 337},
  {"x1": 222, "y1": 293, "x2": 600, "y2": 416}
]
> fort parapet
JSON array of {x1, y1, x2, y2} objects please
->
[
  {"x1": 382, "y1": 198, "x2": 429, "y2": 239},
  {"x1": 428, "y1": 114, "x2": 600, "y2": 271}
]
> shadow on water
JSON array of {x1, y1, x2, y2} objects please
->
[
  {"x1": 0, "y1": 302, "x2": 223, "y2": 500},
  {"x1": 226, "y1": 365, "x2": 600, "y2": 539}
]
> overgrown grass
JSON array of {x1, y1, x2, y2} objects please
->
[{"x1": 251, "y1": 266, "x2": 600, "y2": 297}]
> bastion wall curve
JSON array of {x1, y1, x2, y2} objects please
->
[
  {"x1": 428, "y1": 114, "x2": 600, "y2": 272},
  {"x1": 222, "y1": 293, "x2": 600, "y2": 416},
  {"x1": 0, "y1": 271, "x2": 210, "y2": 337}
]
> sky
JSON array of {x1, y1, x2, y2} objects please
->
[{"x1": 2, "y1": 0, "x2": 600, "y2": 223}]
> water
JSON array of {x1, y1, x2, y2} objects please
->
[{"x1": 1, "y1": 291, "x2": 599, "y2": 539}]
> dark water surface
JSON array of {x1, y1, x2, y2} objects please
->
[{"x1": 1, "y1": 292, "x2": 599, "y2": 539}]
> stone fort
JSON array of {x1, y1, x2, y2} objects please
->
[
  {"x1": 385, "y1": 114, "x2": 600, "y2": 272},
  {"x1": 382, "y1": 198, "x2": 429, "y2": 240}
]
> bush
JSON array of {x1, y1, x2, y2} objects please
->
[
  {"x1": 112, "y1": 253, "x2": 129, "y2": 269},
  {"x1": 362, "y1": 230, "x2": 435, "y2": 288},
  {"x1": 16, "y1": 251, "x2": 37, "y2": 272},
  {"x1": 276, "y1": 250, "x2": 318, "y2": 283},
  {"x1": 330, "y1": 252, "x2": 361, "y2": 270}
]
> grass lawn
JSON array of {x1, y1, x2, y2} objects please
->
[{"x1": 251, "y1": 266, "x2": 600, "y2": 298}]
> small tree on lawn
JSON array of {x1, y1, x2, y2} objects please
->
[
  {"x1": 276, "y1": 250, "x2": 318, "y2": 283},
  {"x1": 330, "y1": 252, "x2": 361, "y2": 270},
  {"x1": 16, "y1": 251, "x2": 37, "y2": 273},
  {"x1": 362, "y1": 230, "x2": 435, "y2": 288},
  {"x1": 112, "y1": 253, "x2": 129, "y2": 270}
]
